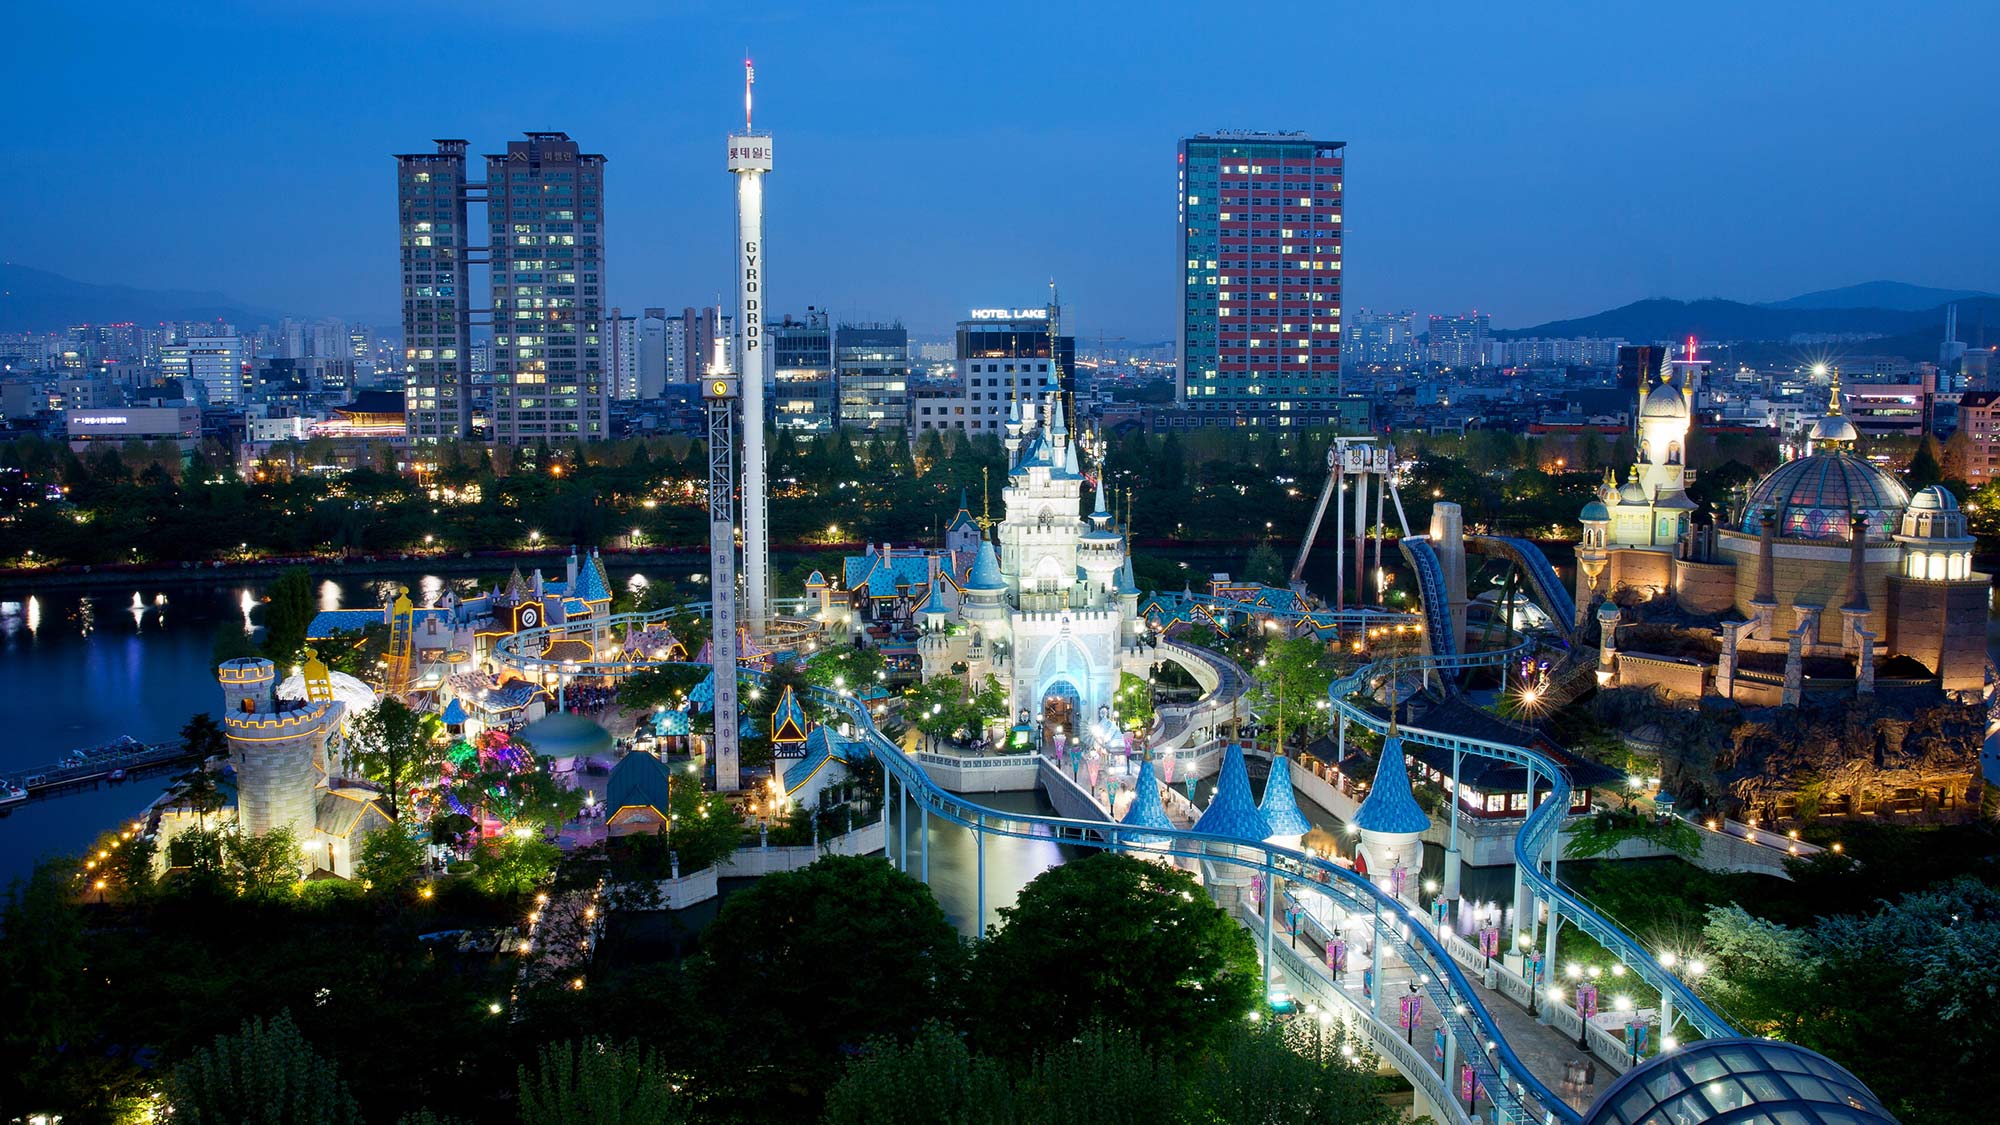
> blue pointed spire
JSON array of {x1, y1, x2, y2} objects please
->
[
  {"x1": 1120, "y1": 755, "x2": 1175, "y2": 845},
  {"x1": 1093, "y1": 471, "x2": 1110, "y2": 516},
  {"x1": 1194, "y1": 743, "x2": 1271, "y2": 842},
  {"x1": 967, "y1": 537, "x2": 1006, "y2": 591},
  {"x1": 919, "y1": 576, "x2": 951, "y2": 616},
  {"x1": 1353, "y1": 732, "x2": 1431, "y2": 834},
  {"x1": 1258, "y1": 753, "x2": 1313, "y2": 837}
]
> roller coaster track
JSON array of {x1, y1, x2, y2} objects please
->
[{"x1": 1468, "y1": 535, "x2": 1578, "y2": 642}]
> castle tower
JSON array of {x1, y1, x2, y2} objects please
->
[
  {"x1": 218, "y1": 657, "x2": 343, "y2": 845},
  {"x1": 1351, "y1": 724, "x2": 1430, "y2": 899}
]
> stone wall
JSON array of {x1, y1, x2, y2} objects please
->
[
  {"x1": 1885, "y1": 577, "x2": 1991, "y2": 692},
  {"x1": 1607, "y1": 549, "x2": 1672, "y2": 600},
  {"x1": 1671, "y1": 558, "x2": 1737, "y2": 615},
  {"x1": 1616, "y1": 653, "x2": 1708, "y2": 700}
]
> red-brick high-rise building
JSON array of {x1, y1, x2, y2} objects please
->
[{"x1": 1177, "y1": 132, "x2": 1345, "y2": 427}]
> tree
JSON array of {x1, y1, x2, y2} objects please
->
[
  {"x1": 968, "y1": 853, "x2": 1258, "y2": 1062},
  {"x1": 1182, "y1": 1019, "x2": 1394, "y2": 1125},
  {"x1": 516, "y1": 1040, "x2": 688, "y2": 1125},
  {"x1": 664, "y1": 777, "x2": 743, "y2": 874},
  {"x1": 1905, "y1": 436, "x2": 1944, "y2": 492},
  {"x1": 0, "y1": 861, "x2": 90, "y2": 1105},
  {"x1": 348, "y1": 698, "x2": 433, "y2": 820},
  {"x1": 357, "y1": 825, "x2": 427, "y2": 892},
  {"x1": 181, "y1": 711, "x2": 229, "y2": 760},
  {"x1": 1242, "y1": 541, "x2": 1286, "y2": 587},
  {"x1": 261, "y1": 567, "x2": 315, "y2": 665},
  {"x1": 696, "y1": 855, "x2": 967, "y2": 1095},
  {"x1": 474, "y1": 835, "x2": 561, "y2": 897},
  {"x1": 164, "y1": 1011, "x2": 363, "y2": 1125},
  {"x1": 224, "y1": 827, "x2": 302, "y2": 896},
  {"x1": 822, "y1": 1024, "x2": 1013, "y2": 1125},
  {"x1": 177, "y1": 766, "x2": 226, "y2": 831},
  {"x1": 86, "y1": 827, "x2": 157, "y2": 898},
  {"x1": 1249, "y1": 636, "x2": 1337, "y2": 743},
  {"x1": 1015, "y1": 1025, "x2": 1181, "y2": 1125}
]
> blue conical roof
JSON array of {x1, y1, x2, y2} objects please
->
[
  {"x1": 919, "y1": 577, "x2": 951, "y2": 616},
  {"x1": 1353, "y1": 732, "x2": 1431, "y2": 835},
  {"x1": 1193, "y1": 743, "x2": 1271, "y2": 842},
  {"x1": 1258, "y1": 754, "x2": 1314, "y2": 837},
  {"x1": 967, "y1": 538, "x2": 1006, "y2": 591},
  {"x1": 1119, "y1": 755, "x2": 1175, "y2": 845}
]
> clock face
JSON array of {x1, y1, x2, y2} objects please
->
[
  {"x1": 519, "y1": 605, "x2": 540, "y2": 629},
  {"x1": 712, "y1": 379, "x2": 729, "y2": 397}
]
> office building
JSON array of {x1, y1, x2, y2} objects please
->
[
  {"x1": 396, "y1": 139, "x2": 475, "y2": 441},
  {"x1": 184, "y1": 334, "x2": 249, "y2": 407},
  {"x1": 835, "y1": 323, "x2": 910, "y2": 431},
  {"x1": 488, "y1": 132, "x2": 608, "y2": 442},
  {"x1": 910, "y1": 306, "x2": 1071, "y2": 437},
  {"x1": 1177, "y1": 131, "x2": 1345, "y2": 426},
  {"x1": 1955, "y1": 390, "x2": 2000, "y2": 483},
  {"x1": 1426, "y1": 312, "x2": 1490, "y2": 368},
  {"x1": 771, "y1": 309, "x2": 834, "y2": 432}
]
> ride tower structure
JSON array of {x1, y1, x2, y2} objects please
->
[
  {"x1": 729, "y1": 58, "x2": 772, "y2": 637},
  {"x1": 703, "y1": 337, "x2": 743, "y2": 791}
]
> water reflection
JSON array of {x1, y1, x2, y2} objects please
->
[
  {"x1": 128, "y1": 592, "x2": 146, "y2": 629},
  {"x1": 890, "y1": 788, "x2": 1082, "y2": 936},
  {"x1": 318, "y1": 580, "x2": 342, "y2": 612},
  {"x1": 239, "y1": 589, "x2": 257, "y2": 634}
]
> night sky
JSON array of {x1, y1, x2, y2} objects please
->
[{"x1": 8, "y1": 0, "x2": 1996, "y2": 337}]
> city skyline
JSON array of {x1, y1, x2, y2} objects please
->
[{"x1": 7, "y1": 1, "x2": 1998, "y2": 339}]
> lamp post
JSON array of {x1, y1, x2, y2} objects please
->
[
  {"x1": 1399, "y1": 983, "x2": 1422, "y2": 1046},
  {"x1": 1575, "y1": 980, "x2": 1599, "y2": 1049}
]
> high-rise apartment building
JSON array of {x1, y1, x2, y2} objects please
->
[
  {"x1": 771, "y1": 309, "x2": 834, "y2": 432},
  {"x1": 605, "y1": 308, "x2": 640, "y2": 400},
  {"x1": 678, "y1": 307, "x2": 733, "y2": 386},
  {"x1": 835, "y1": 323, "x2": 910, "y2": 431},
  {"x1": 1426, "y1": 312, "x2": 1490, "y2": 369},
  {"x1": 396, "y1": 132, "x2": 606, "y2": 443},
  {"x1": 1345, "y1": 308, "x2": 1418, "y2": 369},
  {"x1": 1177, "y1": 132, "x2": 1345, "y2": 426},
  {"x1": 396, "y1": 139, "x2": 474, "y2": 441},
  {"x1": 640, "y1": 306, "x2": 672, "y2": 398},
  {"x1": 488, "y1": 132, "x2": 608, "y2": 442}
]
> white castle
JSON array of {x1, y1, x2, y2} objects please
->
[{"x1": 819, "y1": 391, "x2": 1144, "y2": 741}]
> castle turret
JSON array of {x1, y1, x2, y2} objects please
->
[
  {"x1": 218, "y1": 657, "x2": 344, "y2": 848},
  {"x1": 1193, "y1": 742, "x2": 1271, "y2": 898},
  {"x1": 1352, "y1": 725, "x2": 1429, "y2": 899}
]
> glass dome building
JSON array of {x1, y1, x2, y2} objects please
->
[{"x1": 1583, "y1": 1038, "x2": 1897, "y2": 1125}]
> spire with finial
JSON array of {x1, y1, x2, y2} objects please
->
[{"x1": 979, "y1": 466, "x2": 992, "y2": 530}]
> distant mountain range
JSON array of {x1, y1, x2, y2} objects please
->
[
  {"x1": 1760, "y1": 280, "x2": 1994, "y2": 312},
  {"x1": 0, "y1": 264, "x2": 282, "y2": 334},
  {"x1": 1496, "y1": 281, "x2": 1999, "y2": 358}
]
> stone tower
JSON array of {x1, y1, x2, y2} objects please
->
[{"x1": 218, "y1": 657, "x2": 343, "y2": 843}]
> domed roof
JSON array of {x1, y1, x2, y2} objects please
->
[
  {"x1": 1739, "y1": 452, "x2": 1909, "y2": 540},
  {"x1": 1580, "y1": 499, "x2": 1610, "y2": 521},
  {"x1": 1639, "y1": 386, "x2": 1688, "y2": 419},
  {"x1": 1809, "y1": 413, "x2": 1860, "y2": 445},
  {"x1": 1908, "y1": 484, "x2": 1957, "y2": 512},
  {"x1": 1618, "y1": 476, "x2": 1649, "y2": 505},
  {"x1": 1583, "y1": 1037, "x2": 1893, "y2": 1125},
  {"x1": 278, "y1": 669, "x2": 377, "y2": 717}
]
